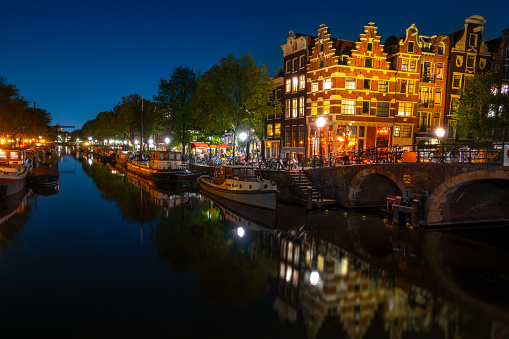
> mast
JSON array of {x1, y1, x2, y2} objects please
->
[{"x1": 139, "y1": 93, "x2": 144, "y2": 160}]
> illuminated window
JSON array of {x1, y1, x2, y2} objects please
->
[
  {"x1": 398, "y1": 102, "x2": 413, "y2": 116},
  {"x1": 324, "y1": 78, "x2": 331, "y2": 90},
  {"x1": 285, "y1": 99, "x2": 290, "y2": 118},
  {"x1": 292, "y1": 98, "x2": 297, "y2": 118},
  {"x1": 393, "y1": 125, "x2": 400, "y2": 137},
  {"x1": 292, "y1": 77, "x2": 298, "y2": 92},
  {"x1": 409, "y1": 60, "x2": 416, "y2": 72},
  {"x1": 299, "y1": 125, "x2": 304, "y2": 147},
  {"x1": 275, "y1": 123, "x2": 281, "y2": 138},
  {"x1": 323, "y1": 100, "x2": 330, "y2": 114},
  {"x1": 402, "y1": 59, "x2": 408, "y2": 71},
  {"x1": 286, "y1": 79, "x2": 291, "y2": 93},
  {"x1": 345, "y1": 77, "x2": 356, "y2": 90},
  {"x1": 408, "y1": 80, "x2": 415, "y2": 94},
  {"x1": 436, "y1": 63, "x2": 443, "y2": 79},
  {"x1": 376, "y1": 102, "x2": 389, "y2": 117},
  {"x1": 379, "y1": 80, "x2": 388, "y2": 92},
  {"x1": 502, "y1": 84, "x2": 509, "y2": 94},
  {"x1": 311, "y1": 102, "x2": 317, "y2": 116},
  {"x1": 401, "y1": 125, "x2": 412, "y2": 138},
  {"x1": 285, "y1": 126, "x2": 291, "y2": 146},
  {"x1": 299, "y1": 75, "x2": 305, "y2": 90},
  {"x1": 341, "y1": 99, "x2": 355, "y2": 115},
  {"x1": 420, "y1": 87, "x2": 430, "y2": 107},
  {"x1": 435, "y1": 88, "x2": 442, "y2": 105},
  {"x1": 299, "y1": 97, "x2": 305, "y2": 117},
  {"x1": 312, "y1": 81, "x2": 318, "y2": 92},
  {"x1": 267, "y1": 124, "x2": 274, "y2": 137}
]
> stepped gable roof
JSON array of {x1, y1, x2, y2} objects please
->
[{"x1": 331, "y1": 38, "x2": 357, "y2": 56}]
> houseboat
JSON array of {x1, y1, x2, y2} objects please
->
[
  {"x1": 0, "y1": 149, "x2": 31, "y2": 199},
  {"x1": 197, "y1": 165, "x2": 277, "y2": 210},
  {"x1": 126, "y1": 151, "x2": 191, "y2": 182}
]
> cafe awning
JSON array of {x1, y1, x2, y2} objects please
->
[
  {"x1": 190, "y1": 142, "x2": 210, "y2": 149},
  {"x1": 210, "y1": 144, "x2": 229, "y2": 149}
]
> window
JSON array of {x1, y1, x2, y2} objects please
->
[
  {"x1": 299, "y1": 125, "x2": 305, "y2": 146},
  {"x1": 436, "y1": 63, "x2": 443, "y2": 80},
  {"x1": 379, "y1": 80, "x2": 388, "y2": 92},
  {"x1": 502, "y1": 84, "x2": 509, "y2": 94},
  {"x1": 345, "y1": 77, "x2": 356, "y2": 90},
  {"x1": 292, "y1": 126, "x2": 298, "y2": 146},
  {"x1": 451, "y1": 97, "x2": 459, "y2": 115},
  {"x1": 341, "y1": 55, "x2": 348, "y2": 65},
  {"x1": 453, "y1": 74, "x2": 461, "y2": 88},
  {"x1": 408, "y1": 41, "x2": 414, "y2": 53},
  {"x1": 402, "y1": 59, "x2": 408, "y2": 71},
  {"x1": 300, "y1": 55, "x2": 306, "y2": 68},
  {"x1": 409, "y1": 60, "x2": 416, "y2": 72},
  {"x1": 324, "y1": 78, "x2": 331, "y2": 90},
  {"x1": 267, "y1": 124, "x2": 274, "y2": 137},
  {"x1": 319, "y1": 58, "x2": 324, "y2": 68},
  {"x1": 401, "y1": 125, "x2": 412, "y2": 138},
  {"x1": 365, "y1": 57, "x2": 373, "y2": 68},
  {"x1": 299, "y1": 75, "x2": 305, "y2": 90},
  {"x1": 420, "y1": 87, "x2": 430, "y2": 107},
  {"x1": 275, "y1": 89, "x2": 281, "y2": 100},
  {"x1": 435, "y1": 88, "x2": 442, "y2": 105},
  {"x1": 311, "y1": 102, "x2": 317, "y2": 116},
  {"x1": 408, "y1": 80, "x2": 415, "y2": 94},
  {"x1": 362, "y1": 101, "x2": 370, "y2": 114},
  {"x1": 285, "y1": 99, "x2": 290, "y2": 118},
  {"x1": 285, "y1": 126, "x2": 291, "y2": 146},
  {"x1": 312, "y1": 81, "x2": 318, "y2": 92},
  {"x1": 292, "y1": 77, "x2": 298, "y2": 93},
  {"x1": 293, "y1": 58, "x2": 298, "y2": 72},
  {"x1": 467, "y1": 55, "x2": 475, "y2": 68},
  {"x1": 286, "y1": 60, "x2": 291, "y2": 72},
  {"x1": 393, "y1": 125, "x2": 400, "y2": 137},
  {"x1": 398, "y1": 102, "x2": 413, "y2": 116},
  {"x1": 323, "y1": 100, "x2": 330, "y2": 114},
  {"x1": 503, "y1": 66, "x2": 509, "y2": 80},
  {"x1": 292, "y1": 98, "x2": 297, "y2": 118},
  {"x1": 341, "y1": 99, "x2": 355, "y2": 115},
  {"x1": 400, "y1": 80, "x2": 407, "y2": 93},
  {"x1": 376, "y1": 102, "x2": 389, "y2": 117},
  {"x1": 367, "y1": 42, "x2": 373, "y2": 51},
  {"x1": 275, "y1": 123, "x2": 281, "y2": 138},
  {"x1": 286, "y1": 79, "x2": 291, "y2": 93},
  {"x1": 299, "y1": 97, "x2": 305, "y2": 117},
  {"x1": 363, "y1": 79, "x2": 371, "y2": 90},
  {"x1": 469, "y1": 33, "x2": 477, "y2": 47},
  {"x1": 438, "y1": 43, "x2": 445, "y2": 55}
]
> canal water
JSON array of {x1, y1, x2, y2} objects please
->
[{"x1": 1, "y1": 147, "x2": 508, "y2": 338}]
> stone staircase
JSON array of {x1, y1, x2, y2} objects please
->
[{"x1": 288, "y1": 170, "x2": 319, "y2": 200}]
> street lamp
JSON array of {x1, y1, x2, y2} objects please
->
[
  {"x1": 436, "y1": 127, "x2": 445, "y2": 163},
  {"x1": 316, "y1": 117, "x2": 325, "y2": 160}
]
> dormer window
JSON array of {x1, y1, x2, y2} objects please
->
[
  {"x1": 438, "y1": 43, "x2": 445, "y2": 55},
  {"x1": 365, "y1": 57, "x2": 373, "y2": 68},
  {"x1": 469, "y1": 34, "x2": 477, "y2": 47},
  {"x1": 367, "y1": 43, "x2": 373, "y2": 51}
]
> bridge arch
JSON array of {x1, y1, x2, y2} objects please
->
[
  {"x1": 348, "y1": 167, "x2": 404, "y2": 207},
  {"x1": 427, "y1": 169, "x2": 509, "y2": 225}
]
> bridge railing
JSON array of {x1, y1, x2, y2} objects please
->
[{"x1": 301, "y1": 143, "x2": 505, "y2": 168}]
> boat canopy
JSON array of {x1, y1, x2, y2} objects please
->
[{"x1": 150, "y1": 151, "x2": 182, "y2": 161}]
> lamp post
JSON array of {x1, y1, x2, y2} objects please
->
[
  {"x1": 436, "y1": 127, "x2": 445, "y2": 163},
  {"x1": 208, "y1": 136, "x2": 212, "y2": 161},
  {"x1": 239, "y1": 132, "x2": 247, "y2": 163},
  {"x1": 316, "y1": 117, "x2": 325, "y2": 163}
]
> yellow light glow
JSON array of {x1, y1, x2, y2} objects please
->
[{"x1": 0, "y1": 139, "x2": 4, "y2": 144}]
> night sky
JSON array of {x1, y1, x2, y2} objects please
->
[{"x1": 1, "y1": 0, "x2": 507, "y2": 129}]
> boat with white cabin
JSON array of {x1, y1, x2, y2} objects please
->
[
  {"x1": 197, "y1": 165, "x2": 277, "y2": 210},
  {"x1": 0, "y1": 149, "x2": 32, "y2": 199},
  {"x1": 126, "y1": 151, "x2": 191, "y2": 182}
]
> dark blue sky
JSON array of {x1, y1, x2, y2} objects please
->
[{"x1": 1, "y1": 0, "x2": 507, "y2": 130}]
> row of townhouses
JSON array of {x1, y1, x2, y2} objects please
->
[{"x1": 265, "y1": 15, "x2": 509, "y2": 160}]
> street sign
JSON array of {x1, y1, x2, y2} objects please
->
[{"x1": 403, "y1": 173, "x2": 412, "y2": 184}]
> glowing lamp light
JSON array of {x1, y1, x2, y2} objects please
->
[
  {"x1": 310, "y1": 270, "x2": 320, "y2": 285},
  {"x1": 237, "y1": 227, "x2": 245, "y2": 238},
  {"x1": 316, "y1": 117, "x2": 325, "y2": 128},
  {"x1": 436, "y1": 128, "x2": 445, "y2": 139},
  {"x1": 239, "y1": 132, "x2": 247, "y2": 142},
  {"x1": 165, "y1": 137, "x2": 170, "y2": 144}
]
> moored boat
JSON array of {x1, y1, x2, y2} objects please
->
[
  {"x1": 0, "y1": 149, "x2": 31, "y2": 199},
  {"x1": 197, "y1": 165, "x2": 277, "y2": 210},
  {"x1": 31, "y1": 165, "x2": 60, "y2": 185},
  {"x1": 126, "y1": 151, "x2": 191, "y2": 182}
]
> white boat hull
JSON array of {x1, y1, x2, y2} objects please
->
[
  {"x1": 0, "y1": 171, "x2": 29, "y2": 198},
  {"x1": 197, "y1": 176, "x2": 276, "y2": 210}
]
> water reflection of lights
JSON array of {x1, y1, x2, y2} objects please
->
[
  {"x1": 87, "y1": 158, "x2": 92, "y2": 166},
  {"x1": 310, "y1": 270, "x2": 320, "y2": 285},
  {"x1": 236, "y1": 227, "x2": 245, "y2": 238}
]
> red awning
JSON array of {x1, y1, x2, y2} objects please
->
[
  {"x1": 190, "y1": 142, "x2": 210, "y2": 149},
  {"x1": 210, "y1": 144, "x2": 229, "y2": 149}
]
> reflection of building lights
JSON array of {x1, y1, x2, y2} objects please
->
[
  {"x1": 237, "y1": 227, "x2": 245, "y2": 238},
  {"x1": 285, "y1": 267, "x2": 292, "y2": 282},
  {"x1": 310, "y1": 270, "x2": 320, "y2": 285}
]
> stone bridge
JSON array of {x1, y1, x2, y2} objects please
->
[{"x1": 264, "y1": 163, "x2": 509, "y2": 227}]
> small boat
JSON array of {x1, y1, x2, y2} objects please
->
[
  {"x1": 31, "y1": 165, "x2": 59, "y2": 185},
  {"x1": 0, "y1": 149, "x2": 31, "y2": 199},
  {"x1": 197, "y1": 165, "x2": 277, "y2": 210},
  {"x1": 126, "y1": 151, "x2": 191, "y2": 182},
  {"x1": 115, "y1": 152, "x2": 133, "y2": 168}
]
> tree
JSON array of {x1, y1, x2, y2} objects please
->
[
  {"x1": 193, "y1": 54, "x2": 275, "y2": 163},
  {"x1": 154, "y1": 66, "x2": 200, "y2": 157},
  {"x1": 455, "y1": 71, "x2": 509, "y2": 142},
  {"x1": 0, "y1": 75, "x2": 28, "y2": 137}
]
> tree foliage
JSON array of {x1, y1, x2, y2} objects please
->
[
  {"x1": 192, "y1": 54, "x2": 274, "y2": 161},
  {"x1": 154, "y1": 66, "x2": 200, "y2": 154},
  {"x1": 455, "y1": 71, "x2": 509, "y2": 142}
]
